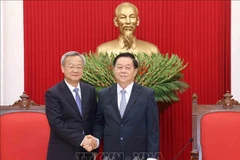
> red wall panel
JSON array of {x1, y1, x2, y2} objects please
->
[{"x1": 24, "y1": 1, "x2": 231, "y2": 160}]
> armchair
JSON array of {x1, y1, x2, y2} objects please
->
[
  {"x1": 0, "y1": 93, "x2": 49, "y2": 160},
  {"x1": 191, "y1": 91, "x2": 240, "y2": 160}
]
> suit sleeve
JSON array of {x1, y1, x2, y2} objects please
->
[
  {"x1": 93, "y1": 90, "x2": 105, "y2": 141},
  {"x1": 147, "y1": 90, "x2": 160, "y2": 159},
  {"x1": 45, "y1": 89, "x2": 84, "y2": 147}
]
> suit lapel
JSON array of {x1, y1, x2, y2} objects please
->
[
  {"x1": 80, "y1": 82, "x2": 88, "y2": 119},
  {"x1": 122, "y1": 83, "x2": 141, "y2": 119},
  {"x1": 60, "y1": 81, "x2": 83, "y2": 118},
  {"x1": 109, "y1": 84, "x2": 121, "y2": 119}
]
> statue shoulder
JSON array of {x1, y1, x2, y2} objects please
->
[
  {"x1": 138, "y1": 39, "x2": 159, "y2": 53},
  {"x1": 96, "y1": 40, "x2": 119, "y2": 54},
  {"x1": 138, "y1": 39, "x2": 158, "y2": 47}
]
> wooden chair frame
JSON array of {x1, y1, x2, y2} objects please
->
[
  {"x1": 0, "y1": 105, "x2": 45, "y2": 115},
  {"x1": 0, "y1": 92, "x2": 45, "y2": 115}
]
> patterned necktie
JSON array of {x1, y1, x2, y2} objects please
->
[
  {"x1": 73, "y1": 88, "x2": 82, "y2": 116},
  {"x1": 120, "y1": 90, "x2": 127, "y2": 118}
]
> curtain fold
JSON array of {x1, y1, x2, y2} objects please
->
[{"x1": 24, "y1": 1, "x2": 230, "y2": 159}]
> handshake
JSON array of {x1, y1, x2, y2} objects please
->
[{"x1": 81, "y1": 135, "x2": 98, "y2": 152}]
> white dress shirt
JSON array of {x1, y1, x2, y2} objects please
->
[
  {"x1": 64, "y1": 79, "x2": 82, "y2": 100},
  {"x1": 117, "y1": 82, "x2": 134, "y2": 110}
]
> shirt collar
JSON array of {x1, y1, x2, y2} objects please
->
[
  {"x1": 64, "y1": 79, "x2": 81, "y2": 92},
  {"x1": 117, "y1": 82, "x2": 134, "y2": 94}
]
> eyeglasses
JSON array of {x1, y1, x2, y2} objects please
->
[{"x1": 64, "y1": 65, "x2": 83, "y2": 71}]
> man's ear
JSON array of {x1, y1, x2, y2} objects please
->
[
  {"x1": 134, "y1": 69, "x2": 138, "y2": 77},
  {"x1": 114, "y1": 17, "x2": 119, "y2": 27},
  {"x1": 61, "y1": 65, "x2": 65, "y2": 73},
  {"x1": 137, "y1": 17, "x2": 140, "y2": 26}
]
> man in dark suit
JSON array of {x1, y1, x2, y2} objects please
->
[
  {"x1": 91, "y1": 53, "x2": 160, "y2": 160},
  {"x1": 45, "y1": 51, "x2": 97, "y2": 160}
]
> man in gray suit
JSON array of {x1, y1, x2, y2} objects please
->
[
  {"x1": 45, "y1": 51, "x2": 97, "y2": 160},
  {"x1": 89, "y1": 53, "x2": 159, "y2": 160}
]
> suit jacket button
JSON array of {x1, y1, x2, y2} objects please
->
[
  {"x1": 120, "y1": 137, "x2": 123, "y2": 140},
  {"x1": 121, "y1": 124, "x2": 123, "y2": 127}
]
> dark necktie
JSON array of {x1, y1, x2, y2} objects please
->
[{"x1": 73, "y1": 88, "x2": 82, "y2": 116}]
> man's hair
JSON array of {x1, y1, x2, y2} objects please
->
[
  {"x1": 61, "y1": 51, "x2": 86, "y2": 67},
  {"x1": 113, "y1": 52, "x2": 139, "y2": 69},
  {"x1": 115, "y1": 2, "x2": 138, "y2": 16}
]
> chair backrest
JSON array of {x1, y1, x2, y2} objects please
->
[
  {"x1": 0, "y1": 105, "x2": 50, "y2": 160},
  {"x1": 191, "y1": 92, "x2": 240, "y2": 160}
]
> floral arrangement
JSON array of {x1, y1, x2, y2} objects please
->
[{"x1": 82, "y1": 52, "x2": 189, "y2": 103}]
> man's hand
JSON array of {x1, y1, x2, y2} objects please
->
[{"x1": 81, "y1": 135, "x2": 98, "y2": 152}]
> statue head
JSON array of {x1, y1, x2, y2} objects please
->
[{"x1": 114, "y1": 2, "x2": 140, "y2": 49}]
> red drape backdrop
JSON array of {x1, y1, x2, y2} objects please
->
[{"x1": 24, "y1": 1, "x2": 230, "y2": 160}]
